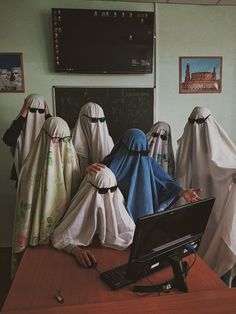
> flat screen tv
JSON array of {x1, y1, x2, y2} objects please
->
[
  {"x1": 52, "y1": 8, "x2": 154, "y2": 74},
  {"x1": 100, "y1": 197, "x2": 215, "y2": 291}
]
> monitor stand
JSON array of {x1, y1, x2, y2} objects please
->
[
  {"x1": 133, "y1": 254, "x2": 189, "y2": 293},
  {"x1": 169, "y1": 255, "x2": 188, "y2": 293}
]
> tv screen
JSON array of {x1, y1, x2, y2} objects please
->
[{"x1": 52, "y1": 8, "x2": 154, "y2": 74}]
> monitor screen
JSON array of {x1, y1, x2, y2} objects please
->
[
  {"x1": 52, "y1": 8, "x2": 154, "y2": 74},
  {"x1": 127, "y1": 197, "x2": 215, "y2": 279}
]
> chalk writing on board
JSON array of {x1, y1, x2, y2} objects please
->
[{"x1": 54, "y1": 87, "x2": 154, "y2": 142}]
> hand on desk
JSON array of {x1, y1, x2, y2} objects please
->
[{"x1": 71, "y1": 246, "x2": 97, "y2": 268}]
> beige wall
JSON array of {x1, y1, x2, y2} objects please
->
[{"x1": 1, "y1": 0, "x2": 236, "y2": 246}]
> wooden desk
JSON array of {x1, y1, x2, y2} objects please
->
[
  {"x1": 2, "y1": 245, "x2": 227, "y2": 312},
  {"x1": 2, "y1": 288, "x2": 236, "y2": 314}
]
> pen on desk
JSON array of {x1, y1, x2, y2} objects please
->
[{"x1": 55, "y1": 290, "x2": 64, "y2": 304}]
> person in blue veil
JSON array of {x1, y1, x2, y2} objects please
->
[{"x1": 87, "y1": 128, "x2": 201, "y2": 222}]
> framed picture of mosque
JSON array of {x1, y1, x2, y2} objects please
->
[
  {"x1": 179, "y1": 56, "x2": 222, "y2": 94},
  {"x1": 0, "y1": 52, "x2": 25, "y2": 92}
]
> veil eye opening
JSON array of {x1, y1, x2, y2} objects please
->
[
  {"x1": 88, "y1": 182, "x2": 118, "y2": 194},
  {"x1": 152, "y1": 132, "x2": 167, "y2": 141},
  {"x1": 122, "y1": 141, "x2": 149, "y2": 157},
  {"x1": 29, "y1": 108, "x2": 45, "y2": 114},
  {"x1": 82, "y1": 114, "x2": 106, "y2": 123},
  {"x1": 188, "y1": 114, "x2": 211, "y2": 125},
  {"x1": 44, "y1": 129, "x2": 72, "y2": 143}
]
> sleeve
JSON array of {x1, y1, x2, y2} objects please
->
[
  {"x1": 151, "y1": 158, "x2": 183, "y2": 211},
  {"x1": 2, "y1": 116, "x2": 26, "y2": 147},
  {"x1": 63, "y1": 244, "x2": 77, "y2": 254}
]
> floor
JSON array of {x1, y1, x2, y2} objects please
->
[{"x1": 0, "y1": 247, "x2": 12, "y2": 310}]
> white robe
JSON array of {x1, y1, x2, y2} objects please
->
[
  {"x1": 176, "y1": 106, "x2": 236, "y2": 279},
  {"x1": 12, "y1": 117, "x2": 80, "y2": 253},
  {"x1": 14, "y1": 94, "x2": 47, "y2": 176},
  {"x1": 203, "y1": 182, "x2": 236, "y2": 283},
  {"x1": 51, "y1": 166, "x2": 135, "y2": 251},
  {"x1": 72, "y1": 102, "x2": 114, "y2": 181},
  {"x1": 146, "y1": 121, "x2": 175, "y2": 178}
]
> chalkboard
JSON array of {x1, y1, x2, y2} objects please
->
[{"x1": 53, "y1": 87, "x2": 154, "y2": 142}]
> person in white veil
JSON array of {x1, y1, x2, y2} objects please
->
[
  {"x1": 72, "y1": 102, "x2": 114, "y2": 184},
  {"x1": 176, "y1": 106, "x2": 236, "y2": 284},
  {"x1": 51, "y1": 166, "x2": 135, "y2": 267},
  {"x1": 12, "y1": 117, "x2": 80, "y2": 273},
  {"x1": 203, "y1": 182, "x2": 236, "y2": 287},
  {"x1": 146, "y1": 121, "x2": 175, "y2": 178},
  {"x1": 2, "y1": 94, "x2": 51, "y2": 183}
]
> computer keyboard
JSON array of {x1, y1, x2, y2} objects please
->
[
  {"x1": 100, "y1": 263, "x2": 135, "y2": 290},
  {"x1": 100, "y1": 260, "x2": 168, "y2": 290}
]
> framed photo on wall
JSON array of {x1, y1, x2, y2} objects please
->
[
  {"x1": 179, "y1": 56, "x2": 222, "y2": 94},
  {"x1": 0, "y1": 52, "x2": 25, "y2": 92}
]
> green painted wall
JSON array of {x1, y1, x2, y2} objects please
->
[
  {"x1": 0, "y1": 0, "x2": 154, "y2": 246},
  {"x1": 156, "y1": 4, "x2": 236, "y2": 152},
  {"x1": 1, "y1": 0, "x2": 236, "y2": 246}
]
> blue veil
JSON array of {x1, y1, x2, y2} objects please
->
[{"x1": 102, "y1": 129, "x2": 182, "y2": 222}]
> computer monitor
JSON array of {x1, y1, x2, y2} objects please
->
[{"x1": 126, "y1": 197, "x2": 215, "y2": 290}]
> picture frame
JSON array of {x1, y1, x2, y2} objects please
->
[
  {"x1": 0, "y1": 52, "x2": 25, "y2": 92},
  {"x1": 179, "y1": 56, "x2": 222, "y2": 94}
]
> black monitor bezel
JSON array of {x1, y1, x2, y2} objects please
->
[
  {"x1": 52, "y1": 8, "x2": 154, "y2": 74},
  {"x1": 127, "y1": 197, "x2": 215, "y2": 280}
]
